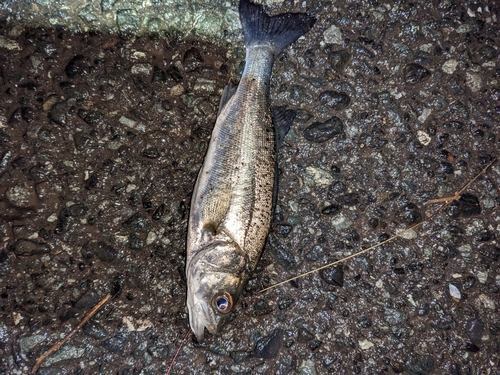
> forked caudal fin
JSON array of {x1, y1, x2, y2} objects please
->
[{"x1": 239, "y1": 0, "x2": 316, "y2": 55}]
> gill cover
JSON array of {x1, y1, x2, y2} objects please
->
[{"x1": 186, "y1": 239, "x2": 247, "y2": 341}]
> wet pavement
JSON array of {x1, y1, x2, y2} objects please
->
[{"x1": 1, "y1": 1, "x2": 499, "y2": 374}]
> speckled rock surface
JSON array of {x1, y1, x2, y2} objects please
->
[
  {"x1": 0, "y1": 0, "x2": 244, "y2": 42},
  {"x1": 1, "y1": 1, "x2": 499, "y2": 374}
]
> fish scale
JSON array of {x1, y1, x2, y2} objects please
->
[{"x1": 186, "y1": 0, "x2": 315, "y2": 342}]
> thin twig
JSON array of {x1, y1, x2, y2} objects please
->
[
  {"x1": 452, "y1": 157, "x2": 496, "y2": 196},
  {"x1": 165, "y1": 329, "x2": 192, "y2": 375},
  {"x1": 260, "y1": 157, "x2": 496, "y2": 294},
  {"x1": 30, "y1": 294, "x2": 112, "y2": 374},
  {"x1": 425, "y1": 194, "x2": 461, "y2": 205},
  {"x1": 426, "y1": 157, "x2": 496, "y2": 205}
]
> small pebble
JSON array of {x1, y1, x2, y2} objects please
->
[
  {"x1": 253, "y1": 329, "x2": 283, "y2": 359},
  {"x1": 321, "y1": 204, "x2": 341, "y2": 216},
  {"x1": 318, "y1": 91, "x2": 351, "y2": 110},
  {"x1": 406, "y1": 354, "x2": 434, "y2": 375},
  {"x1": 13, "y1": 240, "x2": 51, "y2": 256},
  {"x1": 398, "y1": 229, "x2": 417, "y2": 240},
  {"x1": 449, "y1": 284, "x2": 461, "y2": 302},
  {"x1": 304, "y1": 166, "x2": 333, "y2": 187},
  {"x1": 442, "y1": 59, "x2": 458, "y2": 74},
  {"x1": 297, "y1": 328, "x2": 314, "y2": 343},
  {"x1": 358, "y1": 339, "x2": 374, "y2": 350},
  {"x1": 6, "y1": 183, "x2": 37, "y2": 208},
  {"x1": 331, "y1": 213, "x2": 352, "y2": 231},
  {"x1": 476, "y1": 271, "x2": 488, "y2": 284},
  {"x1": 297, "y1": 360, "x2": 317, "y2": 375},
  {"x1": 466, "y1": 72, "x2": 482, "y2": 92},
  {"x1": 404, "y1": 63, "x2": 430, "y2": 84},
  {"x1": 323, "y1": 24, "x2": 343, "y2": 45},
  {"x1": 384, "y1": 308, "x2": 407, "y2": 326},
  {"x1": 131, "y1": 63, "x2": 153, "y2": 75},
  {"x1": 170, "y1": 84, "x2": 185, "y2": 96},
  {"x1": 319, "y1": 265, "x2": 344, "y2": 287},
  {"x1": 303, "y1": 117, "x2": 344, "y2": 143},
  {"x1": 465, "y1": 318, "x2": 484, "y2": 345},
  {"x1": 416, "y1": 130, "x2": 431, "y2": 146},
  {"x1": 0, "y1": 36, "x2": 21, "y2": 50}
]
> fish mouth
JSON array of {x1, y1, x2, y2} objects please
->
[
  {"x1": 190, "y1": 312, "x2": 206, "y2": 342},
  {"x1": 188, "y1": 301, "x2": 221, "y2": 342}
]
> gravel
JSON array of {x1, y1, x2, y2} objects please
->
[{"x1": 1, "y1": 0, "x2": 499, "y2": 374}]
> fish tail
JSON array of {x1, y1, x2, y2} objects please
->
[{"x1": 239, "y1": 0, "x2": 316, "y2": 55}]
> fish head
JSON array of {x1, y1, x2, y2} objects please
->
[{"x1": 186, "y1": 239, "x2": 247, "y2": 342}]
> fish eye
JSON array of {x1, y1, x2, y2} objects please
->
[{"x1": 213, "y1": 292, "x2": 233, "y2": 314}]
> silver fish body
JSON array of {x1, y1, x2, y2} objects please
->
[{"x1": 186, "y1": 0, "x2": 315, "y2": 342}]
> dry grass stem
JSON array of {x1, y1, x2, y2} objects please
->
[
  {"x1": 260, "y1": 157, "x2": 496, "y2": 294},
  {"x1": 30, "y1": 294, "x2": 112, "y2": 374}
]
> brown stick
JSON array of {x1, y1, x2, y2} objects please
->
[
  {"x1": 165, "y1": 329, "x2": 192, "y2": 375},
  {"x1": 30, "y1": 294, "x2": 111, "y2": 374},
  {"x1": 260, "y1": 157, "x2": 497, "y2": 293},
  {"x1": 425, "y1": 194, "x2": 461, "y2": 205}
]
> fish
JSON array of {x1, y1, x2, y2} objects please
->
[{"x1": 185, "y1": 0, "x2": 316, "y2": 342}]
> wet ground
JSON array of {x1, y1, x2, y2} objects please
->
[{"x1": 1, "y1": 1, "x2": 499, "y2": 374}]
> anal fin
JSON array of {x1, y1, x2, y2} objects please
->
[
  {"x1": 272, "y1": 106, "x2": 296, "y2": 149},
  {"x1": 217, "y1": 82, "x2": 238, "y2": 116},
  {"x1": 271, "y1": 106, "x2": 296, "y2": 213}
]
